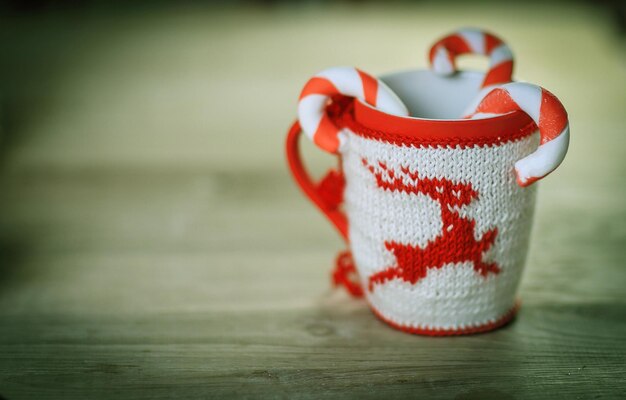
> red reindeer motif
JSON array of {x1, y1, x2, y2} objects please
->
[{"x1": 362, "y1": 158, "x2": 500, "y2": 292}]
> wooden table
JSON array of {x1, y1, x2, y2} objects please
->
[{"x1": 0, "y1": 4, "x2": 624, "y2": 399}]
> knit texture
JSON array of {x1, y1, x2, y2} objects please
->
[{"x1": 340, "y1": 117, "x2": 539, "y2": 331}]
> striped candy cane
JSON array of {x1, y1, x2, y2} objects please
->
[
  {"x1": 467, "y1": 82, "x2": 570, "y2": 187},
  {"x1": 298, "y1": 67, "x2": 409, "y2": 153},
  {"x1": 429, "y1": 28, "x2": 514, "y2": 89}
]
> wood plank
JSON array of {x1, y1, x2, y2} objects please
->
[{"x1": 0, "y1": 303, "x2": 624, "y2": 399}]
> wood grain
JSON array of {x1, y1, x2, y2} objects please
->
[{"x1": 0, "y1": 3, "x2": 625, "y2": 399}]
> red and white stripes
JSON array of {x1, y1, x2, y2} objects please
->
[
  {"x1": 296, "y1": 31, "x2": 568, "y2": 185},
  {"x1": 298, "y1": 67, "x2": 409, "y2": 154},
  {"x1": 467, "y1": 82, "x2": 570, "y2": 187},
  {"x1": 429, "y1": 28, "x2": 514, "y2": 89}
]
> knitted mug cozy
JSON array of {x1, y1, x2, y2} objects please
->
[{"x1": 287, "y1": 29, "x2": 569, "y2": 335}]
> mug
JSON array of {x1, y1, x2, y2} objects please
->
[{"x1": 286, "y1": 30, "x2": 569, "y2": 335}]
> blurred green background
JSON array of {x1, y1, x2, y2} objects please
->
[
  {"x1": 0, "y1": 1, "x2": 623, "y2": 172},
  {"x1": 0, "y1": 1, "x2": 624, "y2": 399}
]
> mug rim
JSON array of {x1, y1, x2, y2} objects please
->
[
  {"x1": 345, "y1": 69, "x2": 537, "y2": 146},
  {"x1": 375, "y1": 69, "x2": 513, "y2": 122}
]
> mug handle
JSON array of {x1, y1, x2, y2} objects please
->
[
  {"x1": 286, "y1": 120, "x2": 364, "y2": 297},
  {"x1": 285, "y1": 120, "x2": 348, "y2": 241}
]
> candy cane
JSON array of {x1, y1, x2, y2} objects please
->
[
  {"x1": 429, "y1": 28, "x2": 514, "y2": 89},
  {"x1": 298, "y1": 66, "x2": 409, "y2": 153},
  {"x1": 467, "y1": 82, "x2": 570, "y2": 187}
]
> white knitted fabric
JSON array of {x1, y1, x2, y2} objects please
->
[{"x1": 341, "y1": 129, "x2": 539, "y2": 331}]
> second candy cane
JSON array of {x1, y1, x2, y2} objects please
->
[{"x1": 429, "y1": 28, "x2": 514, "y2": 89}]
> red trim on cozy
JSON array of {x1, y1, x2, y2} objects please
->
[
  {"x1": 328, "y1": 98, "x2": 537, "y2": 148},
  {"x1": 369, "y1": 301, "x2": 520, "y2": 336}
]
